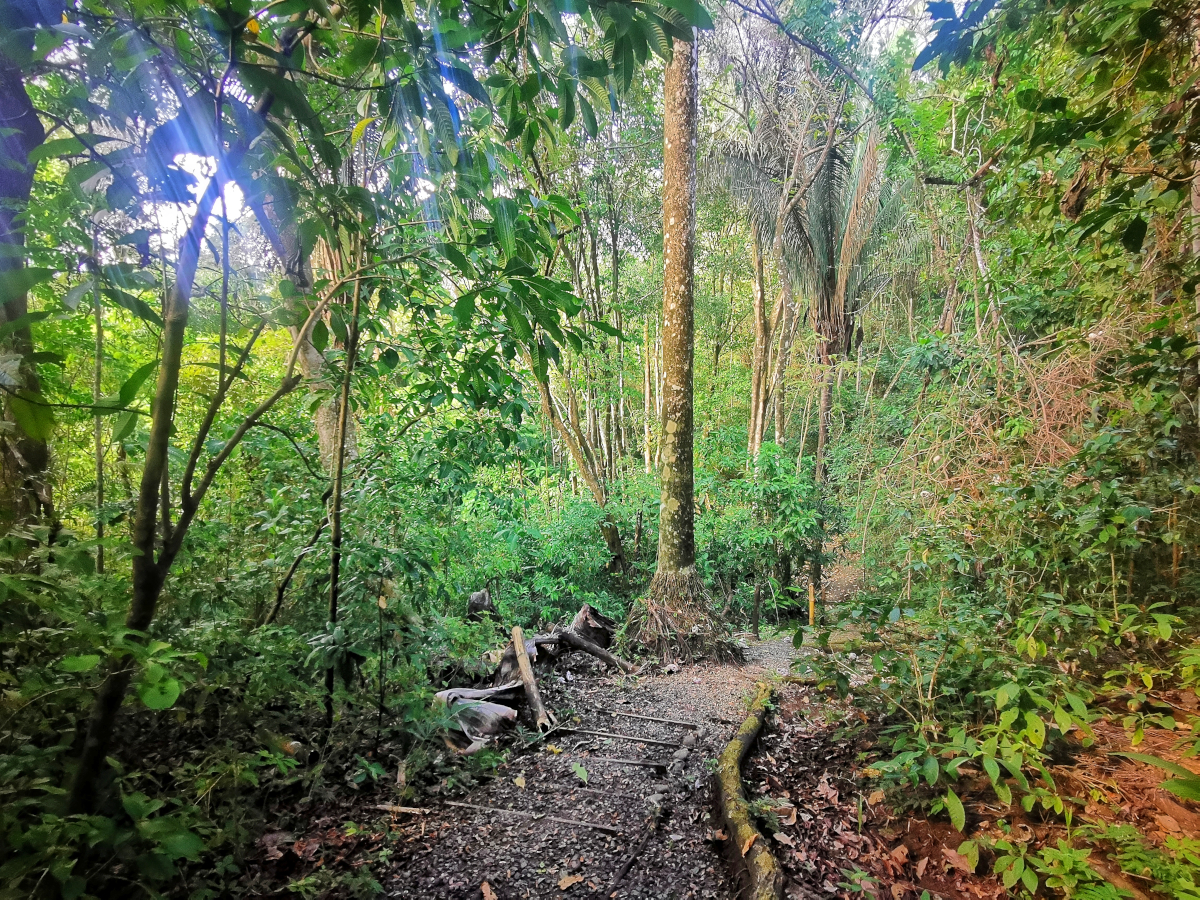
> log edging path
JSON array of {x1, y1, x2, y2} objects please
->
[{"x1": 711, "y1": 681, "x2": 785, "y2": 900}]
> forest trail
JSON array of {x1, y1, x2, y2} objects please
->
[{"x1": 383, "y1": 636, "x2": 800, "y2": 899}]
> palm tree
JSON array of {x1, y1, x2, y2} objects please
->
[{"x1": 796, "y1": 129, "x2": 911, "y2": 480}]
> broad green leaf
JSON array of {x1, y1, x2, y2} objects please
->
[
  {"x1": 945, "y1": 788, "x2": 965, "y2": 832},
  {"x1": 119, "y1": 361, "x2": 158, "y2": 407},
  {"x1": 138, "y1": 676, "x2": 181, "y2": 710},
  {"x1": 0, "y1": 267, "x2": 53, "y2": 306},
  {"x1": 1024, "y1": 712, "x2": 1046, "y2": 748},
  {"x1": 8, "y1": 390, "x2": 55, "y2": 441},
  {"x1": 922, "y1": 756, "x2": 939, "y2": 785},
  {"x1": 28, "y1": 137, "x2": 84, "y2": 164},
  {"x1": 63, "y1": 280, "x2": 94, "y2": 311},
  {"x1": 59, "y1": 654, "x2": 102, "y2": 672}
]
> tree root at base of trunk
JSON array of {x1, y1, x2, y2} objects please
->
[{"x1": 625, "y1": 567, "x2": 742, "y2": 663}]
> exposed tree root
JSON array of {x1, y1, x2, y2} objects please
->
[{"x1": 626, "y1": 567, "x2": 741, "y2": 663}]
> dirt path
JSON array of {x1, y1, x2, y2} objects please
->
[{"x1": 383, "y1": 634, "x2": 799, "y2": 899}]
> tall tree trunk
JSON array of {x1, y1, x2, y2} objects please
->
[
  {"x1": 643, "y1": 318, "x2": 653, "y2": 473},
  {"x1": 813, "y1": 359, "x2": 834, "y2": 484},
  {"x1": 808, "y1": 357, "x2": 835, "y2": 625},
  {"x1": 325, "y1": 276, "x2": 362, "y2": 728},
  {"x1": 93, "y1": 240, "x2": 105, "y2": 574},
  {"x1": 770, "y1": 277, "x2": 798, "y2": 446},
  {"x1": 0, "y1": 70, "x2": 50, "y2": 532},
  {"x1": 629, "y1": 33, "x2": 718, "y2": 660},
  {"x1": 747, "y1": 233, "x2": 769, "y2": 458},
  {"x1": 69, "y1": 182, "x2": 219, "y2": 815}
]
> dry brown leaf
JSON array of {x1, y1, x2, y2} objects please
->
[
  {"x1": 774, "y1": 832, "x2": 795, "y2": 847},
  {"x1": 1156, "y1": 814, "x2": 1181, "y2": 833},
  {"x1": 712, "y1": 829, "x2": 728, "y2": 841},
  {"x1": 557, "y1": 874, "x2": 583, "y2": 890},
  {"x1": 943, "y1": 847, "x2": 975, "y2": 874},
  {"x1": 741, "y1": 833, "x2": 758, "y2": 857},
  {"x1": 890, "y1": 885, "x2": 905, "y2": 900},
  {"x1": 890, "y1": 844, "x2": 909, "y2": 865},
  {"x1": 781, "y1": 807, "x2": 798, "y2": 826},
  {"x1": 868, "y1": 790, "x2": 886, "y2": 805},
  {"x1": 915, "y1": 857, "x2": 929, "y2": 879},
  {"x1": 513, "y1": 775, "x2": 526, "y2": 789},
  {"x1": 481, "y1": 881, "x2": 498, "y2": 900}
]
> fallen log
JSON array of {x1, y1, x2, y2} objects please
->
[
  {"x1": 711, "y1": 682, "x2": 783, "y2": 900},
  {"x1": 512, "y1": 625, "x2": 553, "y2": 732},
  {"x1": 556, "y1": 628, "x2": 636, "y2": 674}
]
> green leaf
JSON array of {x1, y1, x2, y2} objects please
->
[
  {"x1": 579, "y1": 95, "x2": 598, "y2": 138},
  {"x1": 1121, "y1": 216, "x2": 1148, "y2": 253},
  {"x1": 1161, "y1": 777, "x2": 1200, "y2": 801},
  {"x1": 995, "y1": 682, "x2": 1017, "y2": 709},
  {"x1": 28, "y1": 137, "x2": 84, "y2": 164},
  {"x1": 350, "y1": 116, "x2": 376, "y2": 148},
  {"x1": 656, "y1": 0, "x2": 714, "y2": 30},
  {"x1": 454, "y1": 292, "x2": 476, "y2": 326},
  {"x1": 570, "y1": 761, "x2": 588, "y2": 783},
  {"x1": 311, "y1": 320, "x2": 329, "y2": 353},
  {"x1": 0, "y1": 267, "x2": 53, "y2": 306},
  {"x1": 587, "y1": 319, "x2": 623, "y2": 338},
  {"x1": 111, "y1": 410, "x2": 138, "y2": 444},
  {"x1": 104, "y1": 287, "x2": 163, "y2": 327},
  {"x1": 160, "y1": 830, "x2": 205, "y2": 861},
  {"x1": 1024, "y1": 712, "x2": 1046, "y2": 748},
  {"x1": 63, "y1": 280, "x2": 93, "y2": 311},
  {"x1": 119, "y1": 361, "x2": 158, "y2": 407},
  {"x1": 945, "y1": 788, "x2": 965, "y2": 832},
  {"x1": 8, "y1": 390, "x2": 55, "y2": 441},
  {"x1": 982, "y1": 755, "x2": 1000, "y2": 785},
  {"x1": 922, "y1": 756, "x2": 940, "y2": 785},
  {"x1": 59, "y1": 654, "x2": 102, "y2": 672},
  {"x1": 493, "y1": 199, "x2": 518, "y2": 258},
  {"x1": 0, "y1": 309, "x2": 53, "y2": 342},
  {"x1": 138, "y1": 676, "x2": 181, "y2": 710},
  {"x1": 1114, "y1": 751, "x2": 1197, "y2": 779},
  {"x1": 1020, "y1": 866, "x2": 1038, "y2": 893}
]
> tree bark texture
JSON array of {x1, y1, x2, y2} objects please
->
[
  {"x1": 629, "y1": 35, "x2": 731, "y2": 661},
  {"x1": 0, "y1": 68, "x2": 50, "y2": 531},
  {"x1": 654, "y1": 34, "x2": 699, "y2": 578}
]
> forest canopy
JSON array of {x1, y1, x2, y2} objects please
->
[{"x1": 2, "y1": 0, "x2": 1199, "y2": 896}]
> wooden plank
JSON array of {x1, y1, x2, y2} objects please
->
[
  {"x1": 443, "y1": 800, "x2": 621, "y2": 834},
  {"x1": 587, "y1": 755, "x2": 668, "y2": 772},
  {"x1": 560, "y1": 727, "x2": 678, "y2": 747},
  {"x1": 603, "y1": 709, "x2": 700, "y2": 730}
]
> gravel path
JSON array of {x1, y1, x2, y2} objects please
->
[{"x1": 383, "y1": 634, "x2": 799, "y2": 900}]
